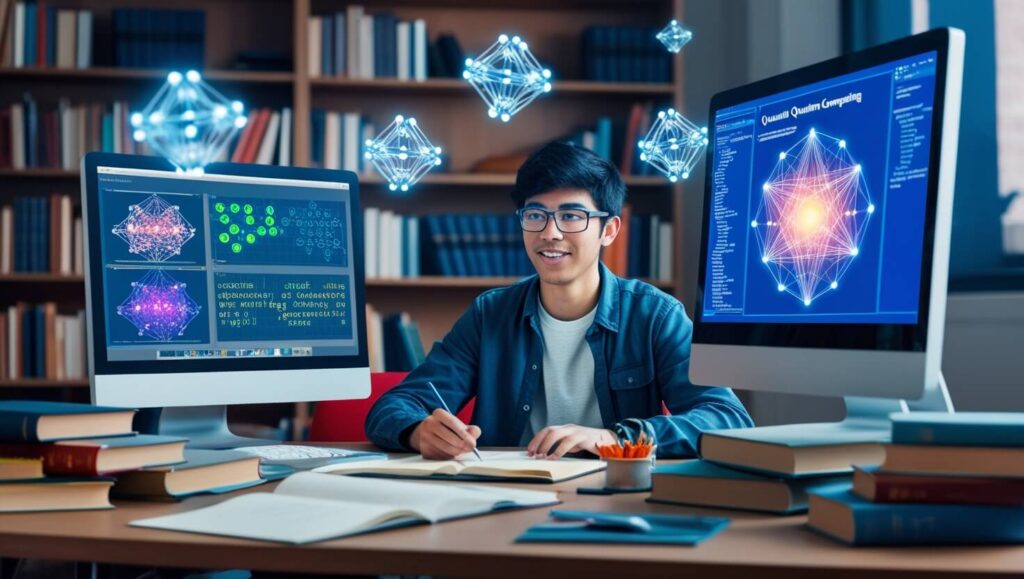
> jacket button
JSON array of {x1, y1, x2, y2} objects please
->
[
  {"x1": 531, "y1": 364, "x2": 538, "y2": 370},
  {"x1": 523, "y1": 404, "x2": 531, "y2": 412}
]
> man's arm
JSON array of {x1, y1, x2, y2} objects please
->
[
  {"x1": 364, "y1": 300, "x2": 482, "y2": 451},
  {"x1": 647, "y1": 302, "x2": 754, "y2": 458}
]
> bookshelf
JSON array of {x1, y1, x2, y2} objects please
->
[{"x1": 0, "y1": 0, "x2": 687, "y2": 405}]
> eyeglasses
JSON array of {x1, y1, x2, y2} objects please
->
[{"x1": 516, "y1": 208, "x2": 610, "y2": 233}]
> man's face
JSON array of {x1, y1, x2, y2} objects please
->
[{"x1": 521, "y1": 188, "x2": 619, "y2": 286}]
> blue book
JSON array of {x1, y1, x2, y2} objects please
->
[
  {"x1": 24, "y1": 1, "x2": 36, "y2": 67},
  {"x1": 112, "y1": 9, "x2": 127, "y2": 66},
  {"x1": 101, "y1": 113, "x2": 113, "y2": 152},
  {"x1": 443, "y1": 214, "x2": 467, "y2": 276},
  {"x1": 0, "y1": 401, "x2": 136, "y2": 442},
  {"x1": 36, "y1": 195, "x2": 48, "y2": 272},
  {"x1": 333, "y1": 13, "x2": 346, "y2": 77},
  {"x1": 595, "y1": 116, "x2": 612, "y2": 160},
  {"x1": 45, "y1": 6, "x2": 56, "y2": 67},
  {"x1": 21, "y1": 306, "x2": 33, "y2": 376},
  {"x1": 23, "y1": 94, "x2": 37, "y2": 169},
  {"x1": 112, "y1": 449, "x2": 264, "y2": 499},
  {"x1": 33, "y1": 304, "x2": 44, "y2": 378},
  {"x1": 517, "y1": 510, "x2": 730, "y2": 545},
  {"x1": 14, "y1": 198, "x2": 27, "y2": 272},
  {"x1": 650, "y1": 460, "x2": 850, "y2": 514},
  {"x1": 466, "y1": 215, "x2": 488, "y2": 276},
  {"x1": 809, "y1": 485, "x2": 1024, "y2": 545},
  {"x1": 422, "y1": 215, "x2": 451, "y2": 275},
  {"x1": 322, "y1": 16, "x2": 333, "y2": 76},
  {"x1": 891, "y1": 412, "x2": 1024, "y2": 447}
]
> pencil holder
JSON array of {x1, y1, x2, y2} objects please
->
[{"x1": 603, "y1": 455, "x2": 654, "y2": 491}]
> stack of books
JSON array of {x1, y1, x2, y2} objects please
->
[
  {"x1": 0, "y1": 401, "x2": 263, "y2": 511},
  {"x1": 309, "y1": 108, "x2": 373, "y2": 172},
  {"x1": 808, "y1": 412, "x2": 1024, "y2": 545},
  {"x1": 364, "y1": 306, "x2": 425, "y2": 373},
  {"x1": 581, "y1": 26, "x2": 672, "y2": 83},
  {"x1": 307, "y1": 7, "x2": 428, "y2": 81},
  {"x1": 0, "y1": 1, "x2": 94, "y2": 69},
  {"x1": 2, "y1": 194, "x2": 83, "y2": 275},
  {"x1": 227, "y1": 107, "x2": 292, "y2": 166},
  {"x1": 649, "y1": 426, "x2": 886, "y2": 514},
  {"x1": 1, "y1": 302, "x2": 86, "y2": 380}
]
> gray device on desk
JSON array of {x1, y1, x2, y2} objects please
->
[
  {"x1": 691, "y1": 28, "x2": 964, "y2": 437},
  {"x1": 80, "y1": 154, "x2": 371, "y2": 449}
]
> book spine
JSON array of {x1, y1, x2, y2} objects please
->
[
  {"x1": 0, "y1": 412, "x2": 41, "y2": 441},
  {"x1": 848, "y1": 504, "x2": 1024, "y2": 545},
  {"x1": 865, "y1": 474, "x2": 1024, "y2": 505},
  {"x1": 0, "y1": 442, "x2": 100, "y2": 475},
  {"x1": 891, "y1": 423, "x2": 1024, "y2": 447}
]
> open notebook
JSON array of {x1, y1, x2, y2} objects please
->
[
  {"x1": 317, "y1": 450, "x2": 606, "y2": 483},
  {"x1": 130, "y1": 471, "x2": 559, "y2": 544}
]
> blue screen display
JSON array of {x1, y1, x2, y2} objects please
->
[
  {"x1": 95, "y1": 167, "x2": 358, "y2": 362},
  {"x1": 702, "y1": 51, "x2": 937, "y2": 325}
]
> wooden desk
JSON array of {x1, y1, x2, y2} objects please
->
[{"x1": 1, "y1": 457, "x2": 1023, "y2": 578}]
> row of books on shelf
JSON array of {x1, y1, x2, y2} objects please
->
[
  {"x1": 364, "y1": 305, "x2": 425, "y2": 373},
  {"x1": 0, "y1": 2, "x2": 204, "y2": 69},
  {"x1": 0, "y1": 401, "x2": 264, "y2": 511},
  {"x1": 310, "y1": 108, "x2": 373, "y2": 172},
  {"x1": 651, "y1": 412, "x2": 1024, "y2": 546},
  {"x1": 1, "y1": 194, "x2": 83, "y2": 275},
  {"x1": 556, "y1": 101, "x2": 664, "y2": 177},
  {"x1": 581, "y1": 26, "x2": 673, "y2": 83},
  {"x1": 308, "y1": 7, "x2": 430, "y2": 81},
  {"x1": 1, "y1": 302, "x2": 85, "y2": 380},
  {"x1": 229, "y1": 106, "x2": 293, "y2": 166},
  {"x1": 0, "y1": 1, "x2": 92, "y2": 69},
  {"x1": 362, "y1": 207, "x2": 674, "y2": 281}
]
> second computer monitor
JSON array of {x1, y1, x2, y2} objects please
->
[{"x1": 690, "y1": 28, "x2": 964, "y2": 402}]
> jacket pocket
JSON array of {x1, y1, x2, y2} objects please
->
[{"x1": 610, "y1": 363, "x2": 653, "y2": 390}]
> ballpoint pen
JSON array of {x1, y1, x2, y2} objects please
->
[{"x1": 427, "y1": 381, "x2": 483, "y2": 462}]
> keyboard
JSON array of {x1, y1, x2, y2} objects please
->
[{"x1": 234, "y1": 444, "x2": 387, "y2": 471}]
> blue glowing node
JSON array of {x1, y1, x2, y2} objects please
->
[
  {"x1": 464, "y1": 34, "x2": 552, "y2": 122},
  {"x1": 131, "y1": 71, "x2": 247, "y2": 174},
  {"x1": 117, "y1": 269, "x2": 201, "y2": 341},
  {"x1": 656, "y1": 19, "x2": 693, "y2": 53},
  {"x1": 364, "y1": 115, "x2": 443, "y2": 192},
  {"x1": 638, "y1": 108, "x2": 708, "y2": 183}
]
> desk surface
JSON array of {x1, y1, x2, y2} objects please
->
[{"x1": 2, "y1": 451, "x2": 1023, "y2": 578}]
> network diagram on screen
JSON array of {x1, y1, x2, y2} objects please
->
[
  {"x1": 96, "y1": 167, "x2": 358, "y2": 362},
  {"x1": 702, "y1": 52, "x2": 937, "y2": 325}
]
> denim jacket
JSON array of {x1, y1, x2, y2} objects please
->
[{"x1": 365, "y1": 263, "x2": 753, "y2": 457}]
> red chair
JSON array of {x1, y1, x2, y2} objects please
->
[{"x1": 309, "y1": 372, "x2": 476, "y2": 442}]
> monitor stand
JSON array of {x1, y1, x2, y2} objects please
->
[
  {"x1": 743, "y1": 372, "x2": 954, "y2": 443},
  {"x1": 155, "y1": 405, "x2": 280, "y2": 449}
]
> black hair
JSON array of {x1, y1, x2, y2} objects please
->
[{"x1": 510, "y1": 141, "x2": 627, "y2": 217}]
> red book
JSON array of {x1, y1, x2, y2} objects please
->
[
  {"x1": 242, "y1": 109, "x2": 270, "y2": 163},
  {"x1": 854, "y1": 466, "x2": 1024, "y2": 506},
  {"x1": 0, "y1": 109, "x2": 11, "y2": 168},
  {"x1": 620, "y1": 103, "x2": 643, "y2": 175},
  {"x1": 230, "y1": 110, "x2": 257, "y2": 163},
  {"x1": 36, "y1": 0, "x2": 46, "y2": 67},
  {"x1": 0, "y1": 435, "x2": 187, "y2": 476}
]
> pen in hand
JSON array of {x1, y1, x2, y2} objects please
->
[{"x1": 426, "y1": 381, "x2": 483, "y2": 462}]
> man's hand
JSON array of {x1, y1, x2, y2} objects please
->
[
  {"x1": 409, "y1": 409, "x2": 482, "y2": 460},
  {"x1": 527, "y1": 424, "x2": 617, "y2": 459}
]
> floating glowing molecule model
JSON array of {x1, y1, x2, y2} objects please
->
[
  {"x1": 752, "y1": 128, "x2": 874, "y2": 306},
  {"x1": 130, "y1": 70, "x2": 247, "y2": 174},
  {"x1": 112, "y1": 194, "x2": 196, "y2": 261},
  {"x1": 117, "y1": 269, "x2": 202, "y2": 341},
  {"x1": 638, "y1": 108, "x2": 708, "y2": 182},
  {"x1": 463, "y1": 34, "x2": 552, "y2": 122},
  {"x1": 364, "y1": 115, "x2": 442, "y2": 192},
  {"x1": 656, "y1": 19, "x2": 693, "y2": 53}
]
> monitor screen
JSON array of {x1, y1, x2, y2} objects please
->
[
  {"x1": 93, "y1": 166, "x2": 359, "y2": 364},
  {"x1": 701, "y1": 51, "x2": 937, "y2": 326}
]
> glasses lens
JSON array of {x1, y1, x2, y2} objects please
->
[
  {"x1": 555, "y1": 209, "x2": 590, "y2": 233},
  {"x1": 520, "y1": 209, "x2": 549, "y2": 231}
]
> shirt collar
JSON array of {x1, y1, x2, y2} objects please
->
[{"x1": 522, "y1": 262, "x2": 620, "y2": 333}]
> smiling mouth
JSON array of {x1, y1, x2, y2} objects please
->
[{"x1": 538, "y1": 250, "x2": 571, "y2": 258}]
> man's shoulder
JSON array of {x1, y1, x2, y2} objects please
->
[
  {"x1": 472, "y1": 275, "x2": 537, "y2": 309},
  {"x1": 615, "y1": 276, "x2": 684, "y2": 315}
]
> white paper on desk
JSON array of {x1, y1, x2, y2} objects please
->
[
  {"x1": 130, "y1": 471, "x2": 559, "y2": 544},
  {"x1": 314, "y1": 450, "x2": 605, "y2": 482}
]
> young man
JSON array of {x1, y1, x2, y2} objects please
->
[{"x1": 365, "y1": 142, "x2": 753, "y2": 459}]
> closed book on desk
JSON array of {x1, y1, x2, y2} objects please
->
[
  {"x1": 112, "y1": 449, "x2": 263, "y2": 500},
  {"x1": 881, "y1": 444, "x2": 1024, "y2": 478},
  {"x1": 891, "y1": 412, "x2": 1024, "y2": 447},
  {"x1": 0, "y1": 457, "x2": 43, "y2": 480},
  {"x1": 0, "y1": 400, "x2": 135, "y2": 442},
  {"x1": 0, "y1": 477, "x2": 113, "y2": 513},
  {"x1": 649, "y1": 460, "x2": 849, "y2": 514},
  {"x1": 0, "y1": 434, "x2": 186, "y2": 476},
  {"x1": 319, "y1": 450, "x2": 605, "y2": 483},
  {"x1": 700, "y1": 426, "x2": 886, "y2": 478},
  {"x1": 131, "y1": 471, "x2": 559, "y2": 544},
  {"x1": 853, "y1": 466, "x2": 1024, "y2": 505},
  {"x1": 808, "y1": 485, "x2": 1024, "y2": 545}
]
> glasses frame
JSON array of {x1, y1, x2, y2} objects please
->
[{"x1": 515, "y1": 207, "x2": 611, "y2": 233}]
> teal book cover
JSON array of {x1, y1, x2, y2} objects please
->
[
  {"x1": 890, "y1": 412, "x2": 1024, "y2": 447},
  {"x1": 0, "y1": 401, "x2": 135, "y2": 442},
  {"x1": 809, "y1": 485, "x2": 1024, "y2": 545}
]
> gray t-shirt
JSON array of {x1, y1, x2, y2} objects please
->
[{"x1": 521, "y1": 299, "x2": 604, "y2": 444}]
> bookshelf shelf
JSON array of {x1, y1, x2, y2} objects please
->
[
  {"x1": 0, "y1": 67, "x2": 295, "y2": 84},
  {"x1": 311, "y1": 77, "x2": 674, "y2": 96},
  {"x1": 0, "y1": 379, "x2": 88, "y2": 388}
]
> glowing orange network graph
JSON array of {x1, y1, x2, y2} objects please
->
[{"x1": 752, "y1": 128, "x2": 874, "y2": 306}]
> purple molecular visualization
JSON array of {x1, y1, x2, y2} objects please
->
[
  {"x1": 117, "y1": 269, "x2": 202, "y2": 341},
  {"x1": 112, "y1": 194, "x2": 196, "y2": 261}
]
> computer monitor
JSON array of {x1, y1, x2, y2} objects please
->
[
  {"x1": 81, "y1": 153, "x2": 369, "y2": 447},
  {"x1": 691, "y1": 28, "x2": 964, "y2": 427}
]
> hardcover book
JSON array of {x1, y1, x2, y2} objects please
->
[
  {"x1": 0, "y1": 434, "x2": 186, "y2": 476},
  {"x1": 0, "y1": 400, "x2": 135, "y2": 442},
  {"x1": 319, "y1": 450, "x2": 605, "y2": 483}
]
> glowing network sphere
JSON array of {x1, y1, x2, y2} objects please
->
[
  {"x1": 656, "y1": 19, "x2": 693, "y2": 53},
  {"x1": 131, "y1": 70, "x2": 247, "y2": 174},
  {"x1": 463, "y1": 34, "x2": 553, "y2": 122},
  {"x1": 752, "y1": 128, "x2": 874, "y2": 306},
  {"x1": 112, "y1": 194, "x2": 196, "y2": 261},
  {"x1": 117, "y1": 269, "x2": 202, "y2": 341},
  {"x1": 364, "y1": 115, "x2": 442, "y2": 192},
  {"x1": 638, "y1": 108, "x2": 708, "y2": 182}
]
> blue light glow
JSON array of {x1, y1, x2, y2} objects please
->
[
  {"x1": 364, "y1": 115, "x2": 443, "y2": 192},
  {"x1": 463, "y1": 34, "x2": 552, "y2": 123}
]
